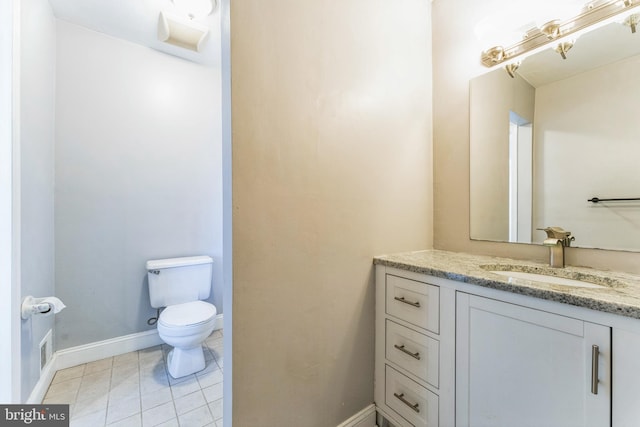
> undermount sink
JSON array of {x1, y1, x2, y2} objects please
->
[{"x1": 485, "y1": 269, "x2": 607, "y2": 289}]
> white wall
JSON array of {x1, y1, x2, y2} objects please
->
[
  {"x1": 533, "y1": 54, "x2": 640, "y2": 251},
  {"x1": 20, "y1": 0, "x2": 56, "y2": 401},
  {"x1": 231, "y1": 0, "x2": 433, "y2": 424},
  {"x1": 55, "y1": 21, "x2": 223, "y2": 350}
]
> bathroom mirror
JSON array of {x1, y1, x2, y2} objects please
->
[{"x1": 470, "y1": 20, "x2": 640, "y2": 252}]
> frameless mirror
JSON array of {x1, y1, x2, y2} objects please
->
[{"x1": 470, "y1": 20, "x2": 640, "y2": 251}]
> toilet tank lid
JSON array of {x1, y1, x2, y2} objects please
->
[{"x1": 146, "y1": 255, "x2": 213, "y2": 270}]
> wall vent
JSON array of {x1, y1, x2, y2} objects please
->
[
  {"x1": 158, "y1": 11, "x2": 210, "y2": 52},
  {"x1": 39, "y1": 330, "x2": 53, "y2": 372}
]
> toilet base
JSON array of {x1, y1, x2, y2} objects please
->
[{"x1": 166, "y1": 345, "x2": 206, "y2": 378}]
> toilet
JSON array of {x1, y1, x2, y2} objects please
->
[{"x1": 146, "y1": 255, "x2": 217, "y2": 378}]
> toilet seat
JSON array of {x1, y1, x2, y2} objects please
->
[{"x1": 159, "y1": 300, "x2": 217, "y2": 328}]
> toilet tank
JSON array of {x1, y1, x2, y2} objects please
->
[{"x1": 146, "y1": 256, "x2": 213, "y2": 308}]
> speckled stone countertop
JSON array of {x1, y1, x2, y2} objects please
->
[{"x1": 374, "y1": 249, "x2": 640, "y2": 320}]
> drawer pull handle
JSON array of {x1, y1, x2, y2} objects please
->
[
  {"x1": 591, "y1": 344, "x2": 599, "y2": 395},
  {"x1": 394, "y1": 392, "x2": 420, "y2": 413},
  {"x1": 394, "y1": 296, "x2": 421, "y2": 308},
  {"x1": 394, "y1": 344, "x2": 421, "y2": 360}
]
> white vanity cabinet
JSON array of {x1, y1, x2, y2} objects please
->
[
  {"x1": 375, "y1": 268, "x2": 456, "y2": 427},
  {"x1": 375, "y1": 260, "x2": 640, "y2": 427},
  {"x1": 456, "y1": 292, "x2": 611, "y2": 427},
  {"x1": 612, "y1": 328, "x2": 640, "y2": 427}
]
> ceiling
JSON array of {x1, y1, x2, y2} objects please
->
[{"x1": 48, "y1": 0, "x2": 221, "y2": 66}]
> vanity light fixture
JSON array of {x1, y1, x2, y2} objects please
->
[
  {"x1": 505, "y1": 62, "x2": 520, "y2": 78},
  {"x1": 540, "y1": 19, "x2": 576, "y2": 59},
  {"x1": 555, "y1": 40, "x2": 575, "y2": 59},
  {"x1": 624, "y1": 13, "x2": 639, "y2": 32},
  {"x1": 540, "y1": 20, "x2": 563, "y2": 39},
  {"x1": 484, "y1": 46, "x2": 506, "y2": 64},
  {"x1": 481, "y1": 0, "x2": 640, "y2": 72}
]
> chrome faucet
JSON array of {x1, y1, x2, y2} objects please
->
[{"x1": 538, "y1": 226, "x2": 575, "y2": 268}]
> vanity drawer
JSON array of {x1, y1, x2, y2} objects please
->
[
  {"x1": 386, "y1": 364, "x2": 439, "y2": 427},
  {"x1": 386, "y1": 274, "x2": 439, "y2": 334},
  {"x1": 386, "y1": 320, "x2": 439, "y2": 388}
]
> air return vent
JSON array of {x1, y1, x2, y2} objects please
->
[
  {"x1": 158, "y1": 11, "x2": 210, "y2": 52},
  {"x1": 39, "y1": 330, "x2": 52, "y2": 372}
]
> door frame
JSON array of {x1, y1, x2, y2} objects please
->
[
  {"x1": 0, "y1": 0, "x2": 22, "y2": 403},
  {"x1": 1, "y1": 0, "x2": 232, "y2": 406},
  {"x1": 220, "y1": 0, "x2": 232, "y2": 425}
]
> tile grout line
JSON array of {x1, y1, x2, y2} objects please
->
[
  {"x1": 45, "y1": 331, "x2": 224, "y2": 427},
  {"x1": 104, "y1": 357, "x2": 113, "y2": 427},
  {"x1": 165, "y1": 347, "x2": 182, "y2": 427}
]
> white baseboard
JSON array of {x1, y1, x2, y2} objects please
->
[
  {"x1": 26, "y1": 353, "x2": 58, "y2": 404},
  {"x1": 337, "y1": 404, "x2": 377, "y2": 427},
  {"x1": 56, "y1": 329, "x2": 164, "y2": 371},
  {"x1": 27, "y1": 313, "x2": 224, "y2": 403}
]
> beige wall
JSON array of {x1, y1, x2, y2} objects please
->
[
  {"x1": 533, "y1": 54, "x2": 640, "y2": 251},
  {"x1": 470, "y1": 70, "x2": 534, "y2": 242},
  {"x1": 231, "y1": 0, "x2": 433, "y2": 425},
  {"x1": 432, "y1": 0, "x2": 640, "y2": 274}
]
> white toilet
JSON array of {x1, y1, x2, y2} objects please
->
[{"x1": 147, "y1": 255, "x2": 217, "y2": 378}]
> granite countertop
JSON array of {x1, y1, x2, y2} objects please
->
[{"x1": 374, "y1": 249, "x2": 640, "y2": 320}]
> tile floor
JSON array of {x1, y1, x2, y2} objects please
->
[{"x1": 42, "y1": 330, "x2": 224, "y2": 427}]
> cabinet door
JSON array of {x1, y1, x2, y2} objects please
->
[
  {"x1": 456, "y1": 293, "x2": 611, "y2": 427},
  {"x1": 612, "y1": 328, "x2": 640, "y2": 427}
]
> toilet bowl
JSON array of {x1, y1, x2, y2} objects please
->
[
  {"x1": 146, "y1": 255, "x2": 217, "y2": 379},
  {"x1": 158, "y1": 300, "x2": 217, "y2": 378}
]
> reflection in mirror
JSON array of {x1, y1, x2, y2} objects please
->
[{"x1": 470, "y1": 20, "x2": 640, "y2": 252}]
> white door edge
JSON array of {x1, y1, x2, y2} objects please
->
[{"x1": 0, "y1": 0, "x2": 22, "y2": 403}]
